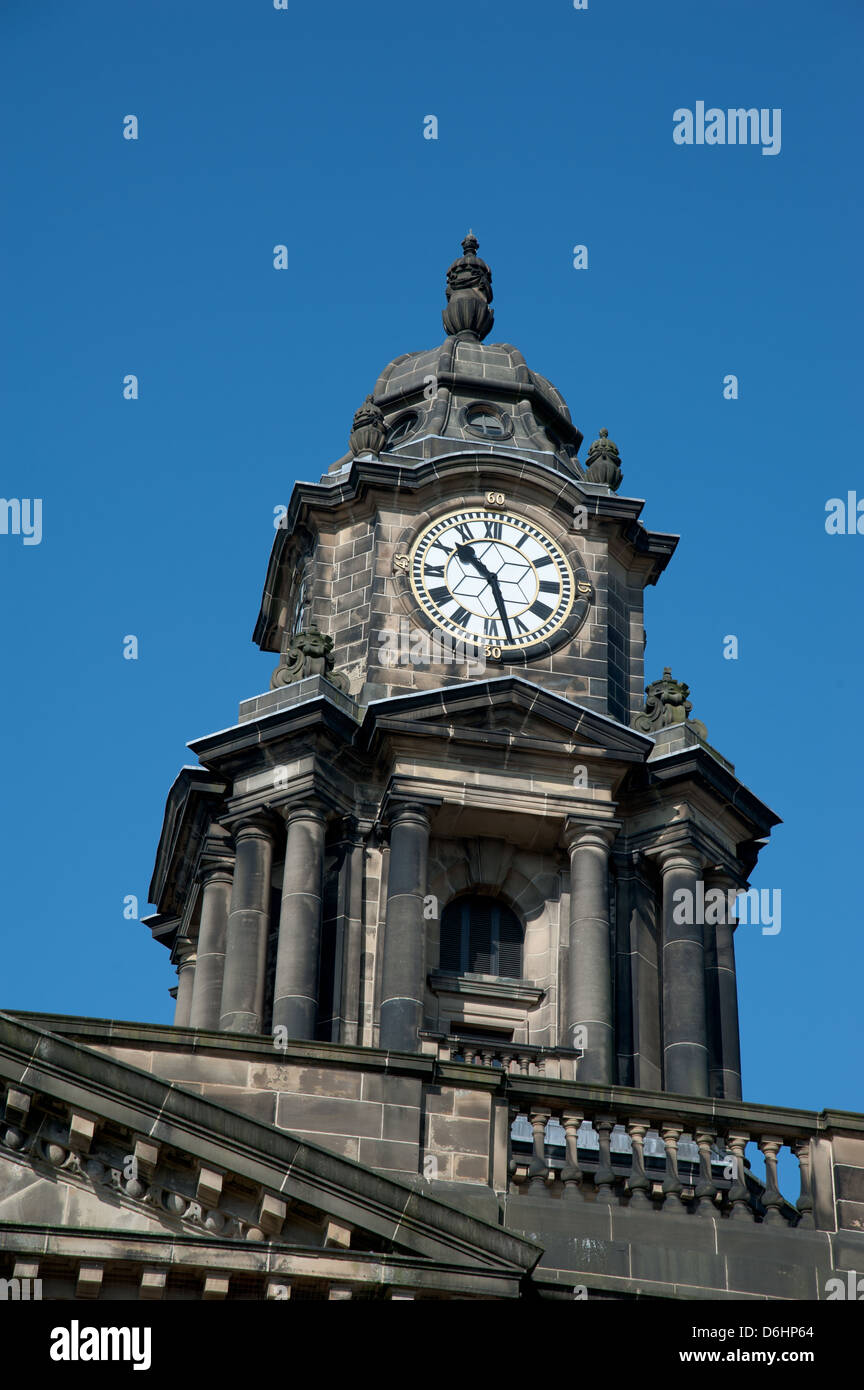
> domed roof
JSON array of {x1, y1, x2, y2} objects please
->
[{"x1": 328, "y1": 235, "x2": 584, "y2": 478}]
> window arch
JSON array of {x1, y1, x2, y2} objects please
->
[{"x1": 439, "y1": 896, "x2": 523, "y2": 979}]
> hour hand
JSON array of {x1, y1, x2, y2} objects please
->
[{"x1": 455, "y1": 542, "x2": 493, "y2": 582}]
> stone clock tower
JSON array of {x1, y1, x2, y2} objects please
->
[
  {"x1": 169, "y1": 231, "x2": 774, "y2": 1101},
  {"x1": 4, "y1": 236, "x2": 862, "y2": 1303}
]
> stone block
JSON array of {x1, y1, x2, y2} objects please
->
[
  {"x1": 382, "y1": 1104, "x2": 422, "y2": 1143},
  {"x1": 140, "y1": 1269, "x2": 166, "y2": 1300},
  {"x1": 250, "y1": 1063, "x2": 363, "y2": 1099},
  {"x1": 453, "y1": 1153, "x2": 489, "y2": 1183},
  {"x1": 835, "y1": 1165, "x2": 864, "y2": 1201},
  {"x1": 77, "y1": 1264, "x2": 103, "y2": 1299},
  {"x1": 453, "y1": 1089, "x2": 492, "y2": 1121},
  {"x1": 357, "y1": 1137, "x2": 418, "y2": 1173},
  {"x1": 275, "y1": 1093, "x2": 382, "y2": 1139},
  {"x1": 427, "y1": 1114, "x2": 490, "y2": 1156}
]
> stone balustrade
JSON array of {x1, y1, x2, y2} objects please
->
[
  {"x1": 505, "y1": 1099, "x2": 814, "y2": 1227},
  {"x1": 420, "y1": 1030, "x2": 583, "y2": 1080}
]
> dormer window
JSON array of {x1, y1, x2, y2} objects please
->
[
  {"x1": 385, "y1": 412, "x2": 419, "y2": 447},
  {"x1": 463, "y1": 403, "x2": 512, "y2": 440}
]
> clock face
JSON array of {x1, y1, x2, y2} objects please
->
[{"x1": 410, "y1": 508, "x2": 577, "y2": 655}]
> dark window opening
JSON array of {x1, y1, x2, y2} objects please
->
[{"x1": 439, "y1": 896, "x2": 523, "y2": 979}]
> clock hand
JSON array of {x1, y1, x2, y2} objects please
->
[
  {"x1": 453, "y1": 542, "x2": 512, "y2": 640},
  {"x1": 488, "y1": 575, "x2": 513, "y2": 642},
  {"x1": 455, "y1": 542, "x2": 494, "y2": 582}
]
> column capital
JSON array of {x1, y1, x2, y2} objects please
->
[
  {"x1": 280, "y1": 798, "x2": 327, "y2": 829},
  {"x1": 230, "y1": 812, "x2": 280, "y2": 842},
  {"x1": 386, "y1": 800, "x2": 432, "y2": 831},
  {"x1": 563, "y1": 817, "x2": 621, "y2": 853},
  {"x1": 174, "y1": 938, "x2": 197, "y2": 967},
  {"x1": 197, "y1": 857, "x2": 234, "y2": 886},
  {"x1": 645, "y1": 839, "x2": 705, "y2": 875}
]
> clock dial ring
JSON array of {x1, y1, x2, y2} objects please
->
[{"x1": 409, "y1": 507, "x2": 577, "y2": 656}]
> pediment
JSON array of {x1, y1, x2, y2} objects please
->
[{"x1": 364, "y1": 677, "x2": 651, "y2": 762}]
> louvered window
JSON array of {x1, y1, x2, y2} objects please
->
[{"x1": 439, "y1": 897, "x2": 523, "y2": 980}]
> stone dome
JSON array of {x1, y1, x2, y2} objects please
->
[{"x1": 328, "y1": 235, "x2": 584, "y2": 478}]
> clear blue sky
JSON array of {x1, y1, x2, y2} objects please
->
[{"x1": 2, "y1": 0, "x2": 861, "y2": 1128}]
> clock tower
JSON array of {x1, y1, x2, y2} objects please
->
[
  {"x1": 154, "y1": 233, "x2": 777, "y2": 1103},
  {"x1": 6, "y1": 234, "x2": 864, "y2": 1306}
]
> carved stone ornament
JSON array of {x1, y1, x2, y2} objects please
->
[
  {"x1": 633, "y1": 666, "x2": 708, "y2": 741},
  {"x1": 348, "y1": 394, "x2": 386, "y2": 456},
  {"x1": 584, "y1": 427, "x2": 623, "y2": 491},
  {"x1": 270, "y1": 627, "x2": 350, "y2": 693},
  {"x1": 442, "y1": 231, "x2": 494, "y2": 340}
]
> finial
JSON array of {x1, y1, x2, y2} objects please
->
[
  {"x1": 584, "y1": 426, "x2": 623, "y2": 491},
  {"x1": 348, "y1": 394, "x2": 386, "y2": 457},
  {"x1": 442, "y1": 232, "x2": 494, "y2": 340}
]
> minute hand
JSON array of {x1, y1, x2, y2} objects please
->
[{"x1": 488, "y1": 575, "x2": 513, "y2": 642}]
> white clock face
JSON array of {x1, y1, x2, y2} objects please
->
[{"x1": 410, "y1": 508, "x2": 575, "y2": 654}]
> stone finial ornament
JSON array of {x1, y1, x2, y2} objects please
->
[
  {"x1": 442, "y1": 231, "x2": 494, "y2": 340},
  {"x1": 584, "y1": 427, "x2": 623, "y2": 491},
  {"x1": 348, "y1": 395, "x2": 386, "y2": 456},
  {"x1": 271, "y1": 628, "x2": 350, "y2": 693},
  {"x1": 633, "y1": 667, "x2": 708, "y2": 741}
]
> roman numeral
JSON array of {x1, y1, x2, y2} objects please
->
[
  {"x1": 515, "y1": 533, "x2": 529, "y2": 549},
  {"x1": 453, "y1": 523, "x2": 473, "y2": 542},
  {"x1": 429, "y1": 586, "x2": 450, "y2": 606},
  {"x1": 538, "y1": 580, "x2": 559, "y2": 594},
  {"x1": 425, "y1": 564, "x2": 445, "y2": 577},
  {"x1": 483, "y1": 519, "x2": 503, "y2": 539},
  {"x1": 530, "y1": 600, "x2": 553, "y2": 621},
  {"x1": 512, "y1": 615, "x2": 529, "y2": 635},
  {"x1": 483, "y1": 618, "x2": 500, "y2": 637},
  {"x1": 451, "y1": 605, "x2": 471, "y2": 627},
  {"x1": 534, "y1": 554, "x2": 554, "y2": 568}
]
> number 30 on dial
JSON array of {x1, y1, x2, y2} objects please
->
[{"x1": 409, "y1": 508, "x2": 576, "y2": 655}]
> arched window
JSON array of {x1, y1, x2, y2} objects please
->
[{"x1": 439, "y1": 896, "x2": 523, "y2": 979}]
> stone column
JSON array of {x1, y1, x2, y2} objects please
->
[
  {"x1": 338, "y1": 819, "x2": 366, "y2": 1046},
  {"x1": 219, "y1": 817, "x2": 276, "y2": 1034},
  {"x1": 173, "y1": 941, "x2": 197, "y2": 1027},
  {"x1": 379, "y1": 802, "x2": 430, "y2": 1052},
  {"x1": 657, "y1": 846, "x2": 709, "y2": 1097},
  {"x1": 565, "y1": 819, "x2": 618, "y2": 1084},
  {"x1": 704, "y1": 871, "x2": 743, "y2": 1101},
  {"x1": 272, "y1": 802, "x2": 326, "y2": 1039},
  {"x1": 189, "y1": 860, "x2": 234, "y2": 1030}
]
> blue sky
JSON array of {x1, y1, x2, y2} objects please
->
[{"x1": 2, "y1": 0, "x2": 862, "y2": 1131}]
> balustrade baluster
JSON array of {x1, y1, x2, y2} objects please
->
[
  {"x1": 561, "y1": 1109, "x2": 585, "y2": 1200},
  {"x1": 594, "y1": 1116, "x2": 618, "y2": 1203},
  {"x1": 625, "y1": 1119, "x2": 652, "y2": 1207},
  {"x1": 660, "y1": 1124, "x2": 686, "y2": 1208},
  {"x1": 725, "y1": 1130, "x2": 754, "y2": 1220},
  {"x1": 793, "y1": 1138, "x2": 815, "y2": 1229},
  {"x1": 528, "y1": 1108, "x2": 551, "y2": 1191},
  {"x1": 757, "y1": 1135, "x2": 785, "y2": 1225},
  {"x1": 694, "y1": 1128, "x2": 718, "y2": 1217}
]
